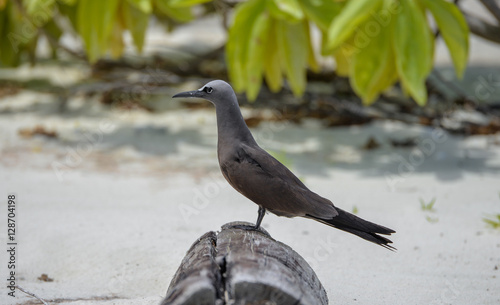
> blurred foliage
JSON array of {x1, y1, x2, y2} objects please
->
[
  {"x1": 420, "y1": 197, "x2": 438, "y2": 223},
  {"x1": 483, "y1": 214, "x2": 500, "y2": 229},
  {"x1": 228, "y1": 0, "x2": 469, "y2": 105},
  {"x1": 0, "y1": 0, "x2": 470, "y2": 106},
  {"x1": 0, "y1": 0, "x2": 200, "y2": 64},
  {"x1": 419, "y1": 197, "x2": 436, "y2": 212}
]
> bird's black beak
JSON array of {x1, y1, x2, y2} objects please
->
[{"x1": 172, "y1": 90, "x2": 202, "y2": 99}]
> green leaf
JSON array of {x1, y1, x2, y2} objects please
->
[
  {"x1": 332, "y1": 43, "x2": 354, "y2": 76},
  {"x1": 482, "y1": 214, "x2": 500, "y2": 229},
  {"x1": 263, "y1": 18, "x2": 282, "y2": 93},
  {"x1": 325, "y1": 0, "x2": 383, "y2": 53},
  {"x1": 425, "y1": 215, "x2": 439, "y2": 223},
  {"x1": 419, "y1": 197, "x2": 437, "y2": 212},
  {"x1": 483, "y1": 218, "x2": 500, "y2": 228},
  {"x1": 127, "y1": 0, "x2": 152, "y2": 13},
  {"x1": 352, "y1": 205, "x2": 358, "y2": 214},
  {"x1": 123, "y1": 1, "x2": 149, "y2": 52},
  {"x1": 57, "y1": 0, "x2": 77, "y2": 5},
  {"x1": 43, "y1": 18, "x2": 62, "y2": 58},
  {"x1": 393, "y1": 0, "x2": 433, "y2": 106},
  {"x1": 153, "y1": 0, "x2": 192, "y2": 22},
  {"x1": 25, "y1": 30, "x2": 38, "y2": 65},
  {"x1": 226, "y1": 0, "x2": 266, "y2": 92},
  {"x1": 421, "y1": 0, "x2": 469, "y2": 78},
  {"x1": 57, "y1": 1, "x2": 78, "y2": 31},
  {"x1": 43, "y1": 18, "x2": 62, "y2": 41},
  {"x1": 246, "y1": 12, "x2": 271, "y2": 101},
  {"x1": 300, "y1": 0, "x2": 343, "y2": 32},
  {"x1": 169, "y1": 0, "x2": 212, "y2": 7},
  {"x1": 351, "y1": 15, "x2": 397, "y2": 104},
  {"x1": 304, "y1": 20, "x2": 319, "y2": 73},
  {"x1": 77, "y1": 0, "x2": 120, "y2": 63},
  {"x1": 0, "y1": 2, "x2": 21, "y2": 66},
  {"x1": 1, "y1": 1, "x2": 34, "y2": 67},
  {"x1": 109, "y1": 18, "x2": 125, "y2": 59},
  {"x1": 24, "y1": 0, "x2": 55, "y2": 17},
  {"x1": 267, "y1": 0, "x2": 304, "y2": 22},
  {"x1": 276, "y1": 19, "x2": 308, "y2": 96}
]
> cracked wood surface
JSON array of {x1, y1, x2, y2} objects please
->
[{"x1": 162, "y1": 222, "x2": 328, "y2": 305}]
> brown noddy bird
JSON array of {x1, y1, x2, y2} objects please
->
[{"x1": 173, "y1": 80, "x2": 395, "y2": 250}]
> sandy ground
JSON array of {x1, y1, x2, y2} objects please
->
[{"x1": 0, "y1": 89, "x2": 499, "y2": 305}]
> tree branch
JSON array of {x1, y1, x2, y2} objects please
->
[
  {"x1": 479, "y1": 0, "x2": 500, "y2": 23},
  {"x1": 463, "y1": 11, "x2": 500, "y2": 43},
  {"x1": 40, "y1": 27, "x2": 87, "y2": 61}
]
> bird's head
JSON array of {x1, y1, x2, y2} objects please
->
[{"x1": 172, "y1": 80, "x2": 236, "y2": 107}]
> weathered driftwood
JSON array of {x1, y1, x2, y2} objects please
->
[{"x1": 162, "y1": 222, "x2": 328, "y2": 305}]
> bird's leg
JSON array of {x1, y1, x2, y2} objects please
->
[
  {"x1": 253, "y1": 206, "x2": 266, "y2": 230},
  {"x1": 229, "y1": 206, "x2": 266, "y2": 231}
]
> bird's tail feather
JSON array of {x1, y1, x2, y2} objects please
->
[{"x1": 308, "y1": 208, "x2": 396, "y2": 251}]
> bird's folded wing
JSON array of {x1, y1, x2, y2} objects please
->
[{"x1": 220, "y1": 143, "x2": 338, "y2": 219}]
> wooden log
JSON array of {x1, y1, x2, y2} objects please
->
[
  {"x1": 162, "y1": 231, "x2": 223, "y2": 305},
  {"x1": 162, "y1": 222, "x2": 328, "y2": 305}
]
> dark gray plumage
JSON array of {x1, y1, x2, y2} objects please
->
[{"x1": 173, "y1": 80, "x2": 395, "y2": 250}]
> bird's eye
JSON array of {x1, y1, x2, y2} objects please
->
[{"x1": 204, "y1": 87, "x2": 213, "y2": 94}]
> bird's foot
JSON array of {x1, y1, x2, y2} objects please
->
[{"x1": 222, "y1": 221, "x2": 271, "y2": 236}]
